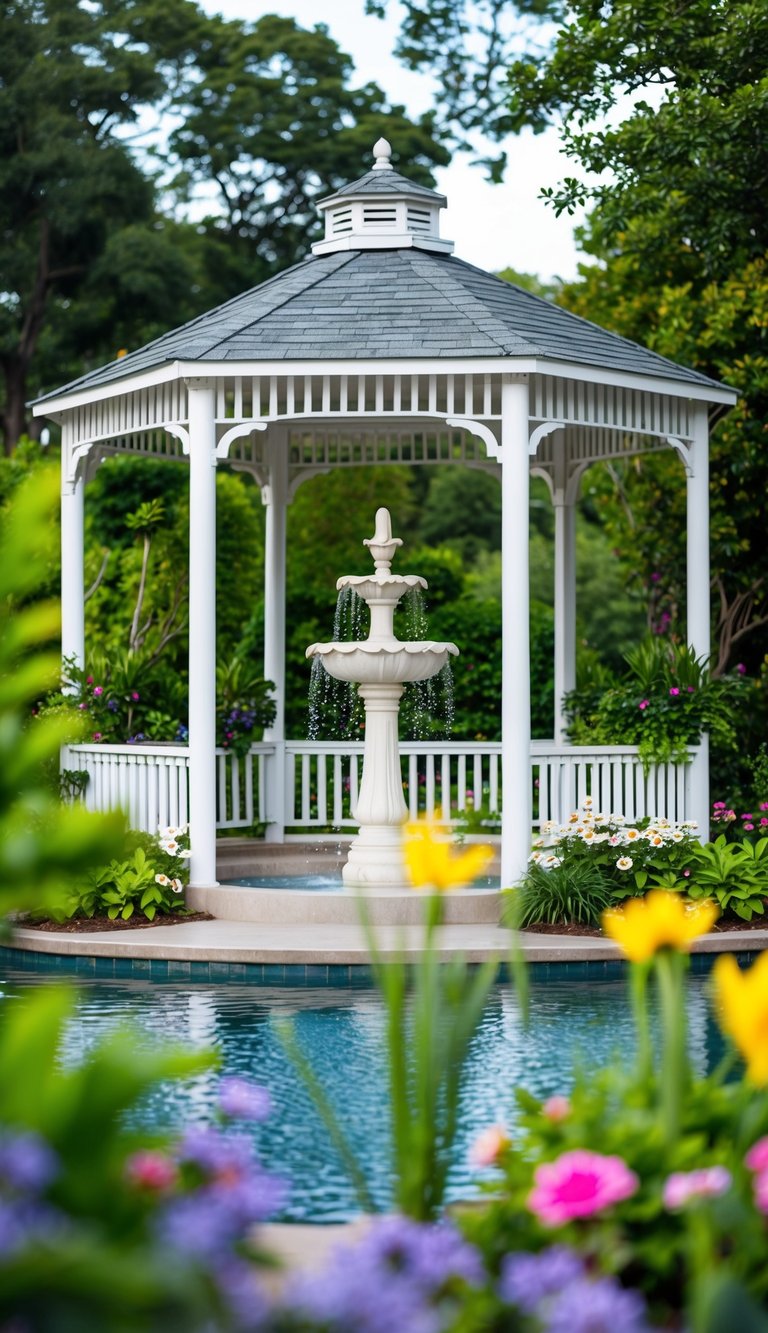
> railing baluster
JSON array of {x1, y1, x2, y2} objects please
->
[{"x1": 441, "y1": 753, "x2": 450, "y2": 822}]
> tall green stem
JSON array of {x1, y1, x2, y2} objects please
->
[
  {"x1": 655, "y1": 949, "x2": 688, "y2": 1146},
  {"x1": 630, "y1": 960, "x2": 653, "y2": 1088}
]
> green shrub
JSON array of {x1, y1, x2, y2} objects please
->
[
  {"x1": 565, "y1": 637, "x2": 745, "y2": 770},
  {"x1": 49, "y1": 826, "x2": 192, "y2": 922},
  {"x1": 505, "y1": 858, "x2": 615, "y2": 927},
  {"x1": 651, "y1": 835, "x2": 768, "y2": 922}
]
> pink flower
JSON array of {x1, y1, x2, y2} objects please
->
[
  {"x1": 470, "y1": 1124, "x2": 511, "y2": 1167},
  {"x1": 745, "y1": 1138, "x2": 768, "y2": 1173},
  {"x1": 86, "y1": 675, "x2": 94, "y2": 684},
  {"x1": 753, "y1": 1171, "x2": 768, "y2": 1215},
  {"x1": 93, "y1": 685, "x2": 104, "y2": 696},
  {"x1": 125, "y1": 1150, "x2": 177, "y2": 1191},
  {"x1": 638, "y1": 699, "x2": 650, "y2": 711},
  {"x1": 737, "y1": 663, "x2": 746, "y2": 675},
  {"x1": 669, "y1": 687, "x2": 680, "y2": 696},
  {"x1": 542, "y1": 1096, "x2": 571, "y2": 1123},
  {"x1": 744, "y1": 823, "x2": 755, "y2": 831},
  {"x1": 92, "y1": 733, "x2": 102, "y2": 742},
  {"x1": 663, "y1": 1167, "x2": 732, "y2": 1210},
  {"x1": 131, "y1": 690, "x2": 140, "y2": 701},
  {"x1": 527, "y1": 1150, "x2": 638, "y2": 1226},
  {"x1": 760, "y1": 802, "x2": 768, "y2": 812},
  {"x1": 761, "y1": 819, "x2": 768, "y2": 827}
]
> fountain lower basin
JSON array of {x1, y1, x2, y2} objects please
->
[{"x1": 307, "y1": 641, "x2": 457, "y2": 684}]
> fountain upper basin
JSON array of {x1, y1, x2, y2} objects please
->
[{"x1": 307, "y1": 640, "x2": 458, "y2": 685}]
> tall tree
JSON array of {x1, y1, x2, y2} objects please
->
[
  {"x1": 380, "y1": 0, "x2": 768, "y2": 673},
  {"x1": 167, "y1": 14, "x2": 451, "y2": 299},
  {"x1": 0, "y1": 0, "x2": 213, "y2": 451}
]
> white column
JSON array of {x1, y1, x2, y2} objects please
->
[
  {"x1": 686, "y1": 404, "x2": 710, "y2": 837},
  {"x1": 500, "y1": 375, "x2": 532, "y2": 887},
  {"x1": 262, "y1": 436, "x2": 288, "y2": 842},
  {"x1": 553, "y1": 492, "x2": 576, "y2": 743},
  {"x1": 187, "y1": 382, "x2": 218, "y2": 887},
  {"x1": 61, "y1": 468, "x2": 85, "y2": 677}
]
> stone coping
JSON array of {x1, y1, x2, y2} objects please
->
[{"x1": 4, "y1": 919, "x2": 767, "y2": 968}]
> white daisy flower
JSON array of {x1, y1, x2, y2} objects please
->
[
  {"x1": 582, "y1": 796, "x2": 594, "y2": 808},
  {"x1": 159, "y1": 826, "x2": 178, "y2": 839},
  {"x1": 529, "y1": 851, "x2": 543, "y2": 863},
  {"x1": 616, "y1": 856, "x2": 634, "y2": 871},
  {"x1": 155, "y1": 873, "x2": 170, "y2": 886},
  {"x1": 581, "y1": 829, "x2": 595, "y2": 841},
  {"x1": 595, "y1": 812, "x2": 607, "y2": 824},
  {"x1": 610, "y1": 814, "x2": 626, "y2": 825},
  {"x1": 625, "y1": 828, "x2": 641, "y2": 841},
  {"x1": 542, "y1": 854, "x2": 561, "y2": 868},
  {"x1": 177, "y1": 848, "x2": 192, "y2": 858},
  {"x1": 671, "y1": 831, "x2": 685, "y2": 843},
  {"x1": 163, "y1": 840, "x2": 179, "y2": 855},
  {"x1": 171, "y1": 878, "x2": 183, "y2": 893}
]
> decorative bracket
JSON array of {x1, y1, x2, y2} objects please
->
[
  {"x1": 164, "y1": 422, "x2": 191, "y2": 456},
  {"x1": 63, "y1": 440, "x2": 95, "y2": 491},
  {"x1": 215, "y1": 420, "x2": 268, "y2": 462},
  {"x1": 666, "y1": 435, "x2": 693, "y2": 477},
  {"x1": 445, "y1": 416, "x2": 501, "y2": 460},
  {"x1": 529, "y1": 421, "x2": 565, "y2": 457}
]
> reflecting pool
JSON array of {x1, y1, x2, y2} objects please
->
[{"x1": 0, "y1": 968, "x2": 720, "y2": 1221}]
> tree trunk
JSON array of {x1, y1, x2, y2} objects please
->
[{"x1": 2, "y1": 360, "x2": 30, "y2": 454}]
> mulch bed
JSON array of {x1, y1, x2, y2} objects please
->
[
  {"x1": 520, "y1": 916, "x2": 768, "y2": 938},
  {"x1": 19, "y1": 912, "x2": 214, "y2": 934}
]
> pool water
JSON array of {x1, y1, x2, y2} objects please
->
[
  {"x1": 0, "y1": 969, "x2": 720, "y2": 1222},
  {"x1": 226, "y1": 874, "x2": 501, "y2": 890}
]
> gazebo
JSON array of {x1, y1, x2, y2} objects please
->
[{"x1": 35, "y1": 138, "x2": 737, "y2": 890}]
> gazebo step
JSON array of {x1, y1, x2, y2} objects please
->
[{"x1": 187, "y1": 883, "x2": 501, "y2": 927}]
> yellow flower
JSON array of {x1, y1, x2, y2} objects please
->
[
  {"x1": 713, "y1": 952, "x2": 768, "y2": 1085},
  {"x1": 403, "y1": 820, "x2": 493, "y2": 893},
  {"x1": 602, "y1": 891, "x2": 719, "y2": 962}
]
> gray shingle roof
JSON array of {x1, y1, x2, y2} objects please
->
[
  {"x1": 36, "y1": 247, "x2": 727, "y2": 403},
  {"x1": 319, "y1": 168, "x2": 446, "y2": 204}
]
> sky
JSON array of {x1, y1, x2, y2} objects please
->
[{"x1": 196, "y1": 0, "x2": 586, "y2": 281}]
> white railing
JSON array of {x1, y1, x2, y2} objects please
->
[
  {"x1": 62, "y1": 743, "x2": 274, "y2": 834},
  {"x1": 283, "y1": 740, "x2": 703, "y2": 833},
  {"x1": 62, "y1": 739, "x2": 704, "y2": 836}
]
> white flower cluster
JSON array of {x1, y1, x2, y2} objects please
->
[
  {"x1": 529, "y1": 797, "x2": 698, "y2": 873},
  {"x1": 154, "y1": 824, "x2": 191, "y2": 893}
]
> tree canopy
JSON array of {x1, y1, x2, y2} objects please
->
[{"x1": 0, "y1": 1, "x2": 448, "y2": 452}]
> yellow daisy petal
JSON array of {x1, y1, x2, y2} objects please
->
[
  {"x1": 403, "y1": 820, "x2": 493, "y2": 893},
  {"x1": 713, "y1": 952, "x2": 768, "y2": 1085},
  {"x1": 602, "y1": 891, "x2": 718, "y2": 963}
]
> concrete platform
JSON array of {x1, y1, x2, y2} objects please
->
[
  {"x1": 188, "y1": 883, "x2": 501, "y2": 926},
  {"x1": 6, "y1": 918, "x2": 767, "y2": 967}
]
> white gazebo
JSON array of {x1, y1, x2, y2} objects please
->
[{"x1": 35, "y1": 138, "x2": 737, "y2": 890}]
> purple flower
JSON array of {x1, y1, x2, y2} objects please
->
[
  {"x1": 638, "y1": 699, "x2": 650, "y2": 711},
  {"x1": 650, "y1": 571, "x2": 661, "y2": 583},
  {"x1": 107, "y1": 699, "x2": 118, "y2": 712},
  {"x1": 500, "y1": 1246, "x2": 584, "y2": 1313},
  {"x1": 285, "y1": 1217, "x2": 483, "y2": 1333},
  {"x1": 0, "y1": 1131, "x2": 59, "y2": 1194},
  {"x1": 545, "y1": 1275, "x2": 651, "y2": 1333},
  {"x1": 669, "y1": 687, "x2": 680, "y2": 696},
  {"x1": 737, "y1": 663, "x2": 746, "y2": 674},
  {"x1": 131, "y1": 690, "x2": 140, "y2": 701},
  {"x1": 219, "y1": 1078, "x2": 272, "y2": 1122}
]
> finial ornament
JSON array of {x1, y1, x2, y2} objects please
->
[
  {"x1": 372, "y1": 137, "x2": 393, "y2": 170},
  {"x1": 363, "y1": 506, "x2": 402, "y2": 571}
]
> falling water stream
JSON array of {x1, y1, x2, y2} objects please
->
[{"x1": 307, "y1": 586, "x2": 454, "y2": 741}]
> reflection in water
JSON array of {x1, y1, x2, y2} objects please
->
[{"x1": 0, "y1": 971, "x2": 721, "y2": 1221}]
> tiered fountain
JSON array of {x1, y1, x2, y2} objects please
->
[
  {"x1": 189, "y1": 508, "x2": 499, "y2": 924},
  {"x1": 307, "y1": 508, "x2": 459, "y2": 893}
]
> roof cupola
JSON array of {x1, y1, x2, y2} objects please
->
[{"x1": 312, "y1": 138, "x2": 454, "y2": 256}]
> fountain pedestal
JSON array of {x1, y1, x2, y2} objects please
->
[{"x1": 306, "y1": 508, "x2": 459, "y2": 894}]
